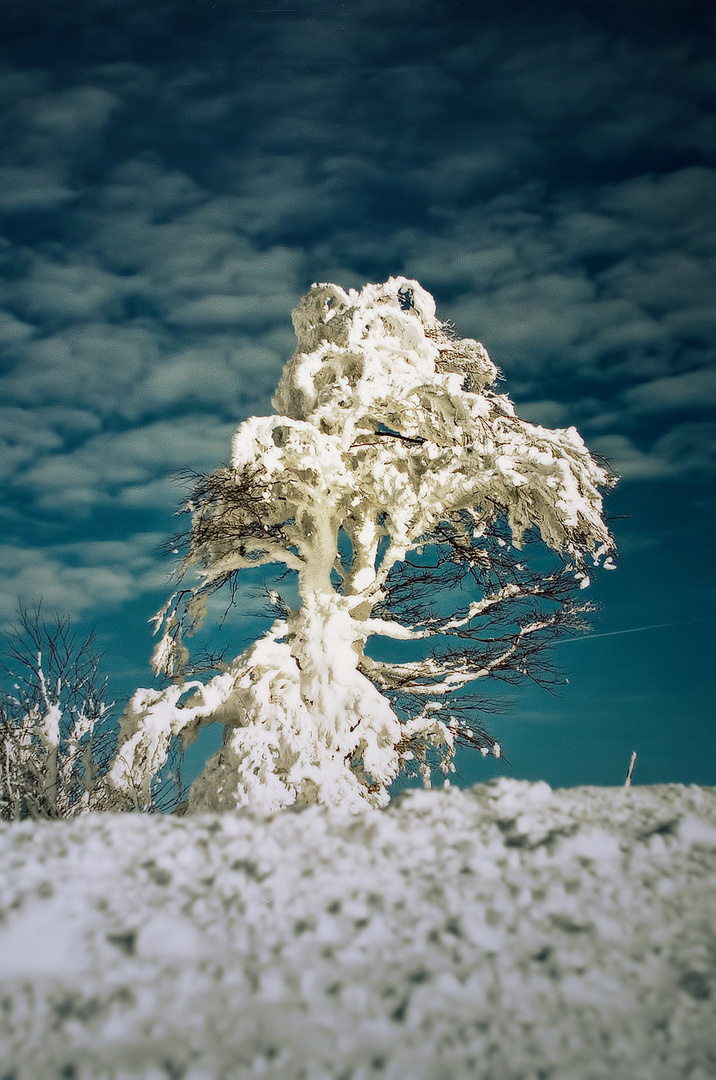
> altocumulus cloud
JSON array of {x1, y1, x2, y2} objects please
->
[
  {"x1": 0, "y1": 0, "x2": 713, "y2": 719},
  {"x1": 0, "y1": 534, "x2": 167, "y2": 620}
]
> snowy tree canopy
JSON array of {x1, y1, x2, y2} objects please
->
[{"x1": 109, "y1": 277, "x2": 616, "y2": 812}]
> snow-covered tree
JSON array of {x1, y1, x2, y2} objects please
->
[{"x1": 110, "y1": 278, "x2": 615, "y2": 813}]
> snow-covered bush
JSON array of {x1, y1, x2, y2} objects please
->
[
  {"x1": 110, "y1": 278, "x2": 615, "y2": 813},
  {"x1": 0, "y1": 606, "x2": 118, "y2": 819}
]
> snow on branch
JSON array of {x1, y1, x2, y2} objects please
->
[{"x1": 1, "y1": 605, "x2": 121, "y2": 819}]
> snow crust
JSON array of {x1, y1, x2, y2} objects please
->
[{"x1": 1, "y1": 780, "x2": 715, "y2": 1079}]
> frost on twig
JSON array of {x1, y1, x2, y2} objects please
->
[
  {"x1": 110, "y1": 277, "x2": 616, "y2": 813},
  {"x1": 0, "y1": 605, "x2": 119, "y2": 819}
]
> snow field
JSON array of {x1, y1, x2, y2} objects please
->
[{"x1": 1, "y1": 778, "x2": 715, "y2": 1079}]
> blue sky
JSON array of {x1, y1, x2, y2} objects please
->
[{"x1": 0, "y1": 0, "x2": 714, "y2": 789}]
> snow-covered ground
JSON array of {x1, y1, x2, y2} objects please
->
[{"x1": 1, "y1": 778, "x2": 715, "y2": 1079}]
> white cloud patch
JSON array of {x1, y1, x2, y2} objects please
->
[
  {"x1": 139, "y1": 343, "x2": 282, "y2": 413},
  {"x1": 587, "y1": 435, "x2": 675, "y2": 482},
  {"x1": 16, "y1": 416, "x2": 238, "y2": 513},
  {"x1": 12, "y1": 257, "x2": 139, "y2": 322},
  {"x1": 0, "y1": 533, "x2": 168, "y2": 624},
  {"x1": 0, "y1": 74, "x2": 118, "y2": 213},
  {"x1": 396, "y1": 163, "x2": 716, "y2": 483},
  {"x1": 591, "y1": 424, "x2": 716, "y2": 482},
  {"x1": 0, "y1": 167, "x2": 76, "y2": 213},
  {"x1": 0, "y1": 308, "x2": 35, "y2": 345},
  {"x1": 0, "y1": 405, "x2": 101, "y2": 483},
  {"x1": 167, "y1": 294, "x2": 287, "y2": 330},
  {"x1": 3, "y1": 323, "x2": 160, "y2": 412},
  {"x1": 622, "y1": 369, "x2": 716, "y2": 415},
  {"x1": 652, "y1": 422, "x2": 716, "y2": 478},
  {"x1": 18, "y1": 84, "x2": 117, "y2": 144}
]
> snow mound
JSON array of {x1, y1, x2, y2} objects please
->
[{"x1": 1, "y1": 780, "x2": 715, "y2": 1079}]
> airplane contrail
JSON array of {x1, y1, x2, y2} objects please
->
[{"x1": 557, "y1": 617, "x2": 710, "y2": 644}]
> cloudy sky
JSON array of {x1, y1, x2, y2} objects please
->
[{"x1": 1, "y1": 0, "x2": 714, "y2": 789}]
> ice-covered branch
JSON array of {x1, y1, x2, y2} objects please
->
[{"x1": 360, "y1": 582, "x2": 528, "y2": 640}]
